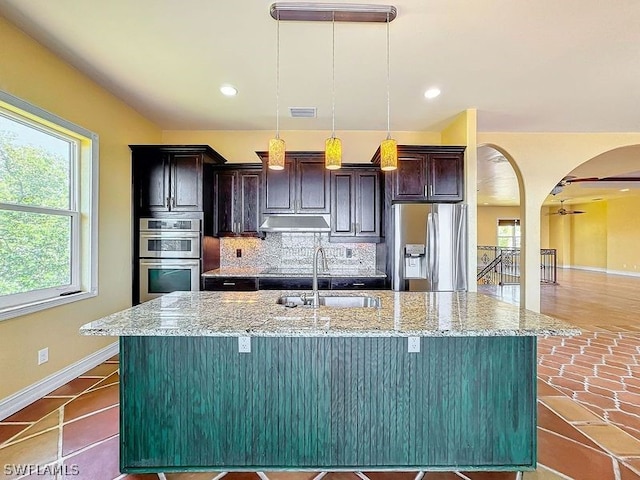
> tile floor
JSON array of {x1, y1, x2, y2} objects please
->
[{"x1": 2, "y1": 331, "x2": 640, "y2": 480}]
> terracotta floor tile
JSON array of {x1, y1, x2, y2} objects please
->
[
  {"x1": 521, "y1": 465, "x2": 569, "y2": 479},
  {"x1": 10, "y1": 410, "x2": 60, "y2": 443},
  {"x1": 537, "y1": 428, "x2": 616, "y2": 480},
  {"x1": 618, "y1": 391, "x2": 640, "y2": 405},
  {"x1": 62, "y1": 405, "x2": 119, "y2": 456},
  {"x1": 264, "y1": 473, "x2": 321, "y2": 480},
  {"x1": 222, "y1": 474, "x2": 262, "y2": 480},
  {"x1": 48, "y1": 378, "x2": 102, "y2": 396},
  {"x1": 574, "y1": 391, "x2": 618, "y2": 410},
  {"x1": 422, "y1": 474, "x2": 463, "y2": 479},
  {"x1": 598, "y1": 364, "x2": 631, "y2": 378},
  {"x1": 607, "y1": 411, "x2": 640, "y2": 432},
  {"x1": 364, "y1": 473, "x2": 420, "y2": 480},
  {"x1": 540, "y1": 396, "x2": 604, "y2": 423},
  {"x1": 619, "y1": 402, "x2": 640, "y2": 418},
  {"x1": 562, "y1": 363, "x2": 595, "y2": 377},
  {"x1": 459, "y1": 472, "x2": 518, "y2": 479},
  {"x1": 88, "y1": 372, "x2": 120, "y2": 391},
  {"x1": 537, "y1": 365, "x2": 560, "y2": 378},
  {"x1": 537, "y1": 403, "x2": 602, "y2": 449},
  {"x1": 537, "y1": 380, "x2": 565, "y2": 397},
  {"x1": 162, "y1": 474, "x2": 221, "y2": 480},
  {"x1": 0, "y1": 430, "x2": 59, "y2": 478},
  {"x1": 62, "y1": 435, "x2": 120, "y2": 480},
  {"x1": 578, "y1": 424, "x2": 640, "y2": 456},
  {"x1": 619, "y1": 462, "x2": 640, "y2": 480},
  {"x1": 164, "y1": 474, "x2": 220, "y2": 480},
  {"x1": 0, "y1": 423, "x2": 27, "y2": 444},
  {"x1": 548, "y1": 376, "x2": 586, "y2": 393},
  {"x1": 63, "y1": 383, "x2": 119, "y2": 422},
  {"x1": 3, "y1": 397, "x2": 68, "y2": 422},
  {"x1": 79, "y1": 363, "x2": 119, "y2": 377},
  {"x1": 588, "y1": 384, "x2": 618, "y2": 399}
]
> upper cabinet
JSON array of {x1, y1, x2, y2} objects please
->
[
  {"x1": 213, "y1": 166, "x2": 261, "y2": 237},
  {"x1": 330, "y1": 168, "x2": 381, "y2": 241},
  {"x1": 371, "y1": 145, "x2": 465, "y2": 203},
  {"x1": 131, "y1": 145, "x2": 226, "y2": 216},
  {"x1": 257, "y1": 152, "x2": 330, "y2": 214}
]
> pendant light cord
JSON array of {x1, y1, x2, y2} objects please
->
[
  {"x1": 386, "y1": 11, "x2": 391, "y2": 140},
  {"x1": 331, "y1": 12, "x2": 336, "y2": 137},
  {"x1": 276, "y1": 13, "x2": 281, "y2": 139}
]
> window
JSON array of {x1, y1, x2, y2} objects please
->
[
  {"x1": 497, "y1": 218, "x2": 520, "y2": 248},
  {"x1": 0, "y1": 91, "x2": 98, "y2": 320}
]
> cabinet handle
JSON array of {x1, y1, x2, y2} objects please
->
[
  {"x1": 223, "y1": 282, "x2": 236, "y2": 286},
  {"x1": 429, "y1": 184, "x2": 434, "y2": 197},
  {"x1": 356, "y1": 222, "x2": 360, "y2": 234},
  {"x1": 353, "y1": 282, "x2": 365, "y2": 286},
  {"x1": 424, "y1": 185, "x2": 428, "y2": 197},
  {"x1": 166, "y1": 196, "x2": 170, "y2": 208},
  {"x1": 236, "y1": 222, "x2": 241, "y2": 234}
]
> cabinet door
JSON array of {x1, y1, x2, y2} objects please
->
[
  {"x1": 427, "y1": 152, "x2": 464, "y2": 202},
  {"x1": 296, "y1": 159, "x2": 330, "y2": 213},
  {"x1": 330, "y1": 171, "x2": 355, "y2": 236},
  {"x1": 262, "y1": 159, "x2": 295, "y2": 213},
  {"x1": 214, "y1": 171, "x2": 236, "y2": 236},
  {"x1": 137, "y1": 154, "x2": 170, "y2": 213},
  {"x1": 355, "y1": 171, "x2": 380, "y2": 237},
  {"x1": 392, "y1": 155, "x2": 428, "y2": 201},
  {"x1": 171, "y1": 153, "x2": 203, "y2": 211},
  {"x1": 238, "y1": 170, "x2": 261, "y2": 235}
]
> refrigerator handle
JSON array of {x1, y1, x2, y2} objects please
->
[{"x1": 430, "y1": 212, "x2": 439, "y2": 284}]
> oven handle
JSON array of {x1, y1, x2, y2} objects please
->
[
  {"x1": 139, "y1": 259, "x2": 200, "y2": 267},
  {"x1": 139, "y1": 232, "x2": 200, "y2": 239}
]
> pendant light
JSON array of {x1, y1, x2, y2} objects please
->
[
  {"x1": 325, "y1": 12, "x2": 342, "y2": 170},
  {"x1": 380, "y1": 11, "x2": 397, "y2": 171},
  {"x1": 268, "y1": 11, "x2": 285, "y2": 170}
]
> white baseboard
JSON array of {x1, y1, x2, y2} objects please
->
[
  {"x1": 0, "y1": 341, "x2": 118, "y2": 421},
  {"x1": 606, "y1": 269, "x2": 640, "y2": 278},
  {"x1": 565, "y1": 265, "x2": 607, "y2": 273}
]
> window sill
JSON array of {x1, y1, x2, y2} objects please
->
[{"x1": 0, "y1": 290, "x2": 98, "y2": 322}]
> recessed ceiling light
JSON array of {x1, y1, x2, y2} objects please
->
[
  {"x1": 424, "y1": 87, "x2": 441, "y2": 99},
  {"x1": 620, "y1": 188, "x2": 630, "y2": 192},
  {"x1": 220, "y1": 85, "x2": 238, "y2": 96}
]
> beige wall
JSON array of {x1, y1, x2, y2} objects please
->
[
  {"x1": 569, "y1": 201, "x2": 607, "y2": 269},
  {"x1": 607, "y1": 195, "x2": 640, "y2": 274},
  {"x1": 0, "y1": 17, "x2": 161, "y2": 399},
  {"x1": 477, "y1": 206, "x2": 521, "y2": 245}
]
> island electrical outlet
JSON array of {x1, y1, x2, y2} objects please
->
[{"x1": 38, "y1": 347, "x2": 49, "y2": 365}]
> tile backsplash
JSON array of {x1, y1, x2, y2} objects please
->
[{"x1": 220, "y1": 233, "x2": 376, "y2": 270}]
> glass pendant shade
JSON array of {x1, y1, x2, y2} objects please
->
[
  {"x1": 268, "y1": 137, "x2": 286, "y2": 170},
  {"x1": 325, "y1": 136, "x2": 342, "y2": 170},
  {"x1": 380, "y1": 138, "x2": 397, "y2": 171}
]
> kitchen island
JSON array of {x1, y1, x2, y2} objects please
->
[{"x1": 80, "y1": 290, "x2": 578, "y2": 475}]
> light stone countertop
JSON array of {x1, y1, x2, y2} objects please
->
[
  {"x1": 202, "y1": 267, "x2": 387, "y2": 278},
  {"x1": 79, "y1": 290, "x2": 579, "y2": 338}
]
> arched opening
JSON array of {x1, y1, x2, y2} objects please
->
[{"x1": 476, "y1": 144, "x2": 526, "y2": 303}]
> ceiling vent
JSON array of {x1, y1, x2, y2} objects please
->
[{"x1": 289, "y1": 107, "x2": 317, "y2": 118}]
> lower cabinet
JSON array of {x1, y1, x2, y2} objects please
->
[
  {"x1": 203, "y1": 277, "x2": 257, "y2": 291},
  {"x1": 258, "y1": 277, "x2": 330, "y2": 290},
  {"x1": 330, "y1": 277, "x2": 385, "y2": 290}
]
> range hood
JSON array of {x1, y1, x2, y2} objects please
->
[{"x1": 259, "y1": 215, "x2": 331, "y2": 232}]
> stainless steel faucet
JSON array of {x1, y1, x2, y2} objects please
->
[{"x1": 312, "y1": 246, "x2": 328, "y2": 307}]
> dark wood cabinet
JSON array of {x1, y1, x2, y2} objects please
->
[
  {"x1": 330, "y1": 168, "x2": 381, "y2": 241},
  {"x1": 258, "y1": 277, "x2": 331, "y2": 290},
  {"x1": 330, "y1": 277, "x2": 386, "y2": 289},
  {"x1": 203, "y1": 277, "x2": 258, "y2": 291},
  {"x1": 371, "y1": 145, "x2": 465, "y2": 203},
  {"x1": 132, "y1": 145, "x2": 226, "y2": 216},
  {"x1": 257, "y1": 152, "x2": 330, "y2": 214},
  {"x1": 214, "y1": 166, "x2": 261, "y2": 237}
]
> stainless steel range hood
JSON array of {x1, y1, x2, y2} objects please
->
[{"x1": 259, "y1": 215, "x2": 331, "y2": 233}]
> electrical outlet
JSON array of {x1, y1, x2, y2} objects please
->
[
  {"x1": 238, "y1": 337, "x2": 251, "y2": 353},
  {"x1": 345, "y1": 248, "x2": 353, "y2": 258},
  {"x1": 407, "y1": 337, "x2": 420, "y2": 353},
  {"x1": 236, "y1": 249, "x2": 242, "y2": 258},
  {"x1": 38, "y1": 347, "x2": 49, "y2": 365}
]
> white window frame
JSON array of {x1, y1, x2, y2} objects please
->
[
  {"x1": 497, "y1": 218, "x2": 521, "y2": 249},
  {"x1": 0, "y1": 90, "x2": 98, "y2": 321}
]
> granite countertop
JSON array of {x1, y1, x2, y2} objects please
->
[
  {"x1": 79, "y1": 290, "x2": 579, "y2": 338},
  {"x1": 201, "y1": 267, "x2": 387, "y2": 278}
]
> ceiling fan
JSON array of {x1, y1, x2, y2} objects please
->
[
  {"x1": 548, "y1": 199, "x2": 585, "y2": 216},
  {"x1": 551, "y1": 174, "x2": 640, "y2": 195}
]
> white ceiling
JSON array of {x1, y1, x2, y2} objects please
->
[
  {"x1": 3, "y1": 0, "x2": 640, "y2": 206},
  {"x1": 2, "y1": 0, "x2": 640, "y2": 134}
]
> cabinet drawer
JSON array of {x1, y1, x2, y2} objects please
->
[
  {"x1": 330, "y1": 277, "x2": 386, "y2": 290},
  {"x1": 258, "y1": 277, "x2": 330, "y2": 290},
  {"x1": 203, "y1": 277, "x2": 257, "y2": 291}
]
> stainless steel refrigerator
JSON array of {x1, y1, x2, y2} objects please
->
[{"x1": 392, "y1": 203, "x2": 467, "y2": 291}]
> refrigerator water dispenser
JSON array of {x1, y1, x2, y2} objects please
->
[{"x1": 403, "y1": 243, "x2": 427, "y2": 279}]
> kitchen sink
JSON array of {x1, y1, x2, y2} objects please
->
[{"x1": 276, "y1": 294, "x2": 381, "y2": 308}]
